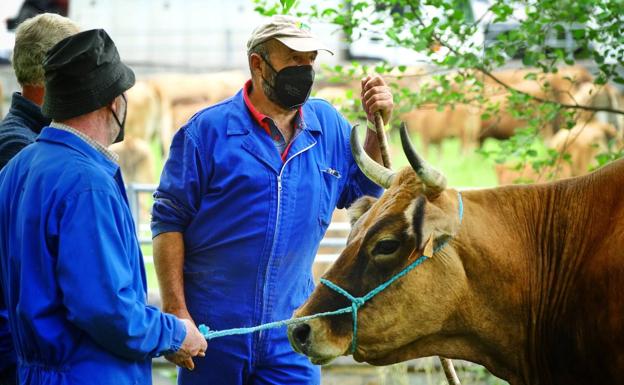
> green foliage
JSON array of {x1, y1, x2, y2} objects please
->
[
  {"x1": 253, "y1": 0, "x2": 624, "y2": 181},
  {"x1": 594, "y1": 138, "x2": 624, "y2": 168}
]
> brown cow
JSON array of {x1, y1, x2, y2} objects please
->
[
  {"x1": 149, "y1": 71, "x2": 247, "y2": 157},
  {"x1": 548, "y1": 119, "x2": 618, "y2": 176},
  {"x1": 288, "y1": 125, "x2": 624, "y2": 385},
  {"x1": 110, "y1": 80, "x2": 160, "y2": 184},
  {"x1": 566, "y1": 82, "x2": 624, "y2": 132},
  {"x1": 397, "y1": 67, "x2": 593, "y2": 154},
  {"x1": 401, "y1": 103, "x2": 481, "y2": 156},
  {"x1": 495, "y1": 119, "x2": 619, "y2": 185},
  {"x1": 479, "y1": 66, "x2": 593, "y2": 142}
]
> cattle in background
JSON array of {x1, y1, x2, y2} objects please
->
[
  {"x1": 495, "y1": 120, "x2": 619, "y2": 185},
  {"x1": 110, "y1": 80, "x2": 160, "y2": 184},
  {"x1": 478, "y1": 66, "x2": 593, "y2": 142},
  {"x1": 289, "y1": 125, "x2": 624, "y2": 385},
  {"x1": 393, "y1": 67, "x2": 594, "y2": 154},
  {"x1": 549, "y1": 119, "x2": 619, "y2": 175},
  {"x1": 401, "y1": 103, "x2": 481, "y2": 157},
  {"x1": 565, "y1": 82, "x2": 624, "y2": 133},
  {"x1": 494, "y1": 80, "x2": 623, "y2": 185},
  {"x1": 149, "y1": 71, "x2": 247, "y2": 158},
  {"x1": 170, "y1": 101, "x2": 207, "y2": 135}
]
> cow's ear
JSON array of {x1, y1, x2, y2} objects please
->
[
  {"x1": 347, "y1": 196, "x2": 377, "y2": 227},
  {"x1": 404, "y1": 196, "x2": 426, "y2": 246}
]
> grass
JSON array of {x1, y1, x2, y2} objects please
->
[{"x1": 387, "y1": 130, "x2": 499, "y2": 188}]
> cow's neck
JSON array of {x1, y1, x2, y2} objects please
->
[{"x1": 453, "y1": 159, "x2": 624, "y2": 384}]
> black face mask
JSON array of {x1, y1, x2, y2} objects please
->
[
  {"x1": 261, "y1": 55, "x2": 315, "y2": 110},
  {"x1": 110, "y1": 93, "x2": 127, "y2": 144}
]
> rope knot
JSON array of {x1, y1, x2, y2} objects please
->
[{"x1": 353, "y1": 297, "x2": 365, "y2": 307}]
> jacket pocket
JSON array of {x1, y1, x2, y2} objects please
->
[{"x1": 318, "y1": 164, "x2": 342, "y2": 228}]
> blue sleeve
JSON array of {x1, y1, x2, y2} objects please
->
[
  {"x1": 336, "y1": 116, "x2": 383, "y2": 209},
  {"x1": 56, "y1": 190, "x2": 187, "y2": 360},
  {"x1": 151, "y1": 125, "x2": 206, "y2": 237}
]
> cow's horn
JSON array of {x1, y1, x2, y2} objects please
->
[
  {"x1": 350, "y1": 124, "x2": 395, "y2": 189},
  {"x1": 400, "y1": 122, "x2": 447, "y2": 196}
]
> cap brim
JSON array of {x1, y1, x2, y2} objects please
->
[{"x1": 276, "y1": 36, "x2": 334, "y2": 55}]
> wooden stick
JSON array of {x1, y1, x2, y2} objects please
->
[
  {"x1": 374, "y1": 112, "x2": 392, "y2": 169},
  {"x1": 440, "y1": 357, "x2": 462, "y2": 385}
]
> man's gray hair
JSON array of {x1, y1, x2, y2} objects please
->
[
  {"x1": 12, "y1": 13, "x2": 80, "y2": 86},
  {"x1": 247, "y1": 40, "x2": 271, "y2": 75}
]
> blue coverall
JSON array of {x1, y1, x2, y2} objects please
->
[
  {"x1": 0, "y1": 127, "x2": 187, "y2": 385},
  {"x1": 0, "y1": 92, "x2": 50, "y2": 383},
  {"x1": 151, "y1": 90, "x2": 382, "y2": 384}
]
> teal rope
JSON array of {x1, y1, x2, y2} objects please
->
[
  {"x1": 320, "y1": 254, "x2": 429, "y2": 353},
  {"x1": 199, "y1": 192, "x2": 464, "y2": 353},
  {"x1": 199, "y1": 307, "x2": 353, "y2": 340}
]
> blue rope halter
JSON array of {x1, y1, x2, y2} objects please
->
[{"x1": 198, "y1": 192, "x2": 464, "y2": 354}]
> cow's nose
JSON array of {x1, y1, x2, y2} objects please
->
[{"x1": 292, "y1": 323, "x2": 311, "y2": 348}]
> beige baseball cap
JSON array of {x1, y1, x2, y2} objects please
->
[{"x1": 247, "y1": 15, "x2": 334, "y2": 55}]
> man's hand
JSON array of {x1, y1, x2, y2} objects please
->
[
  {"x1": 361, "y1": 75, "x2": 394, "y2": 125},
  {"x1": 165, "y1": 318, "x2": 208, "y2": 370}
]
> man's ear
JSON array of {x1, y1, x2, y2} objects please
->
[
  {"x1": 347, "y1": 196, "x2": 377, "y2": 227},
  {"x1": 109, "y1": 95, "x2": 120, "y2": 113},
  {"x1": 249, "y1": 53, "x2": 263, "y2": 76}
]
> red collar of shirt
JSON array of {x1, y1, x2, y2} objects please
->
[{"x1": 242, "y1": 79, "x2": 303, "y2": 137}]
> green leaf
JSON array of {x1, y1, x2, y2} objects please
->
[{"x1": 524, "y1": 72, "x2": 537, "y2": 81}]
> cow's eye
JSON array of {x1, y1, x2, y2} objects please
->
[{"x1": 372, "y1": 239, "x2": 400, "y2": 255}]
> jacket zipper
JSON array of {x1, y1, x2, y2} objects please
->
[{"x1": 257, "y1": 142, "x2": 317, "y2": 346}]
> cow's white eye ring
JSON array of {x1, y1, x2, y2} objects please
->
[{"x1": 372, "y1": 239, "x2": 401, "y2": 255}]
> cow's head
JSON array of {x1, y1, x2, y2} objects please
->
[{"x1": 288, "y1": 125, "x2": 466, "y2": 365}]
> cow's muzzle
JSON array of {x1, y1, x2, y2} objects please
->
[
  {"x1": 288, "y1": 323, "x2": 311, "y2": 354},
  {"x1": 287, "y1": 319, "x2": 346, "y2": 365}
]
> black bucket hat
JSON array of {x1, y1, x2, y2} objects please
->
[{"x1": 42, "y1": 29, "x2": 135, "y2": 121}]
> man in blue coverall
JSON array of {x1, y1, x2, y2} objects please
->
[
  {"x1": 0, "y1": 14, "x2": 80, "y2": 385},
  {"x1": 151, "y1": 15, "x2": 393, "y2": 384},
  {"x1": 0, "y1": 29, "x2": 207, "y2": 385},
  {"x1": 0, "y1": 13, "x2": 79, "y2": 171}
]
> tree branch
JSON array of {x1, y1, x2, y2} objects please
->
[{"x1": 407, "y1": 1, "x2": 624, "y2": 116}]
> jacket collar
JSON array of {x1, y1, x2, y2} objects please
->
[
  {"x1": 227, "y1": 88, "x2": 322, "y2": 136},
  {"x1": 8, "y1": 92, "x2": 50, "y2": 134},
  {"x1": 36, "y1": 127, "x2": 119, "y2": 176},
  {"x1": 225, "y1": 89, "x2": 322, "y2": 173}
]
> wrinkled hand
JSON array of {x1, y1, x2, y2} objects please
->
[
  {"x1": 165, "y1": 318, "x2": 208, "y2": 370},
  {"x1": 361, "y1": 75, "x2": 394, "y2": 125}
]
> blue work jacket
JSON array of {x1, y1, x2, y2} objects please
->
[
  {"x1": 0, "y1": 127, "x2": 186, "y2": 385},
  {"x1": 0, "y1": 92, "x2": 50, "y2": 375},
  {"x1": 151, "y1": 91, "x2": 382, "y2": 363}
]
